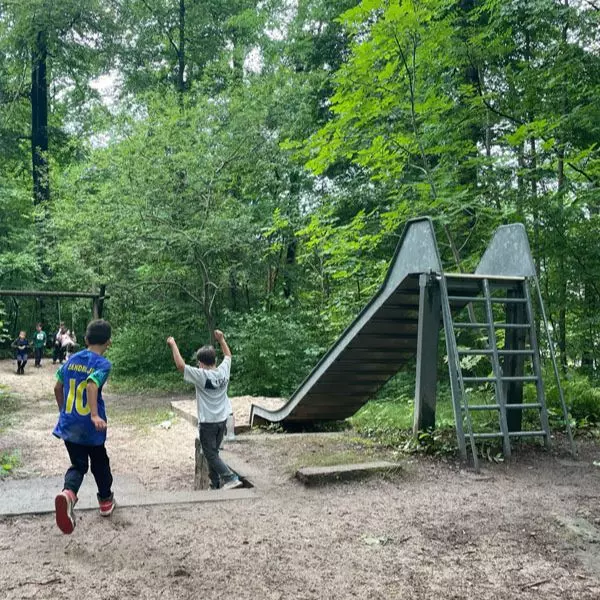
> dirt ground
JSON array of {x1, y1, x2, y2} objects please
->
[{"x1": 1, "y1": 358, "x2": 600, "y2": 600}]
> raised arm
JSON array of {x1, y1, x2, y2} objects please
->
[
  {"x1": 167, "y1": 336, "x2": 186, "y2": 372},
  {"x1": 214, "y1": 330, "x2": 232, "y2": 358}
]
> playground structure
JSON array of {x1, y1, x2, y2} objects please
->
[
  {"x1": 0, "y1": 286, "x2": 107, "y2": 341},
  {"x1": 251, "y1": 217, "x2": 575, "y2": 469}
]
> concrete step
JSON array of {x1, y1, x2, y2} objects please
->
[{"x1": 296, "y1": 461, "x2": 402, "y2": 486}]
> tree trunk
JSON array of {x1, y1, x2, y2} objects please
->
[
  {"x1": 556, "y1": 0, "x2": 569, "y2": 372},
  {"x1": 283, "y1": 239, "x2": 297, "y2": 299},
  {"x1": 177, "y1": 0, "x2": 186, "y2": 101},
  {"x1": 31, "y1": 28, "x2": 49, "y2": 205}
]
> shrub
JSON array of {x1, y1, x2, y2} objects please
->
[{"x1": 224, "y1": 308, "x2": 326, "y2": 397}]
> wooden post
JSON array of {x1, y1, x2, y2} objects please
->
[
  {"x1": 194, "y1": 437, "x2": 210, "y2": 490},
  {"x1": 413, "y1": 273, "x2": 441, "y2": 434},
  {"x1": 97, "y1": 284, "x2": 106, "y2": 319}
]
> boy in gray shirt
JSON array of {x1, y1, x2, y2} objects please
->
[{"x1": 167, "y1": 330, "x2": 242, "y2": 490}]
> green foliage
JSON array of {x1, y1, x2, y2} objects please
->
[
  {"x1": 226, "y1": 308, "x2": 327, "y2": 396},
  {"x1": 107, "y1": 307, "x2": 205, "y2": 377},
  {"x1": 350, "y1": 370, "x2": 457, "y2": 452},
  {"x1": 0, "y1": 0, "x2": 599, "y2": 428},
  {"x1": 0, "y1": 449, "x2": 20, "y2": 477},
  {"x1": 544, "y1": 372, "x2": 600, "y2": 427}
]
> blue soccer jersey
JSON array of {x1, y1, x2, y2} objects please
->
[{"x1": 53, "y1": 349, "x2": 112, "y2": 446}]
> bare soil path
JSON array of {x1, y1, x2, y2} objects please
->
[{"x1": 1, "y1": 359, "x2": 600, "y2": 600}]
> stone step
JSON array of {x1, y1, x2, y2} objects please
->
[{"x1": 296, "y1": 461, "x2": 402, "y2": 486}]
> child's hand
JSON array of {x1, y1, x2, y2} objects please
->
[
  {"x1": 214, "y1": 330, "x2": 224, "y2": 342},
  {"x1": 166, "y1": 336, "x2": 176, "y2": 347},
  {"x1": 91, "y1": 415, "x2": 107, "y2": 431}
]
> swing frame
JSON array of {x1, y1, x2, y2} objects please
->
[{"x1": 0, "y1": 285, "x2": 107, "y2": 320}]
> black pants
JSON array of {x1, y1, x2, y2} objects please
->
[
  {"x1": 199, "y1": 421, "x2": 235, "y2": 488},
  {"x1": 53, "y1": 344, "x2": 65, "y2": 363},
  {"x1": 16, "y1": 354, "x2": 27, "y2": 373},
  {"x1": 34, "y1": 347, "x2": 43, "y2": 366},
  {"x1": 63, "y1": 440, "x2": 113, "y2": 501}
]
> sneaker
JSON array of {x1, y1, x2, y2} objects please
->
[
  {"x1": 98, "y1": 495, "x2": 115, "y2": 517},
  {"x1": 222, "y1": 477, "x2": 243, "y2": 490},
  {"x1": 55, "y1": 489, "x2": 77, "y2": 534}
]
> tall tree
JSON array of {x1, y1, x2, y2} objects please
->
[{"x1": 0, "y1": 0, "x2": 116, "y2": 206}]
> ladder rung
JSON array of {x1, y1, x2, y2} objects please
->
[
  {"x1": 471, "y1": 430, "x2": 547, "y2": 440},
  {"x1": 448, "y1": 295, "x2": 484, "y2": 302},
  {"x1": 448, "y1": 296, "x2": 527, "y2": 304},
  {"x1": 463, "y1": 376, "x2": 538, "y2": 383},
  {"x1": 453, "y1": 322, "x2": 530, "y2": 329},
  {"x1": 465, "y1": 402, "x2": 542, "y2": 411},
  {"x1": 458, "y1": 349, "x2": 535, "y2": 356},
  {"x1": 491, "y1": 297, "x2": 527, "y2": 304}
]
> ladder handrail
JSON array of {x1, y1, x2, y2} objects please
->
[
  {"x1": 530, "y1": 278, "x2": 577, "y2": 456},
  {"x1": 438, "y1": 272, "x2": 479, "y2": 470}
]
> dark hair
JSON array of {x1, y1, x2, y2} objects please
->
[
  {"x1": 36, "y1": 322, "x2": 42, "y2": 327},
  {"x1": 85, "y1": 319, "x2": 112, "y2": 345},
  {"x1": 196, "y1": 345, "x2": 216, "y2": 366}
]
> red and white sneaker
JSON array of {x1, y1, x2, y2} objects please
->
[
  {"x1": 55, "y1": 489, "x2": 77, "y2": 534},
  {"x1": 98, "y1": 495, "x2": 115, "y2": 517}
]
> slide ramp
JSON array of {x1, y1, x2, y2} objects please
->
[{"x1": 250, "y1": 218, "x2": 444, "y2": 427}]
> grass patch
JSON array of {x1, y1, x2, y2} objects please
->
[
  {"x1": 110, "y1": 407, "x2": 177, "y2": 431},
  {"x1": 288, "y1": 436, "x2": 393, "y2": 474},
  {"x1": 0, "y1": 385, "x2": 20, "y2": 433},
  {"x1": 349, "y1": 397, "x2": 460, "y2": 456},
  {"x1": 293, "y1": 448, "x2": 382, "y2": 470},
  {"x1": 109, "y1": 370, "x2": 189, "y2": 394},
  {"x1": 350, "y1": 398, "x2": 455, "y2": 439},
  {"x1": 0, "y1": 449, "x2": 21, "y2": 477}
]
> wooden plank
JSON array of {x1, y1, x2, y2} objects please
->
[
  {"x1": 296, "y1": 461, "x2": 402, "y2": 486},
  {"x1": 0, "y1": 289, "x2": 106, "y2": 299}
]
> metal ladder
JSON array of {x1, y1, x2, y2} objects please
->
[{"x1": 439, "y1": 273, "x2": 551, "y2": 470}]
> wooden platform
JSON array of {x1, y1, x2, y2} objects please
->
[{"x1": 295, "y1": 461, "x2": 402, "y2": 486}]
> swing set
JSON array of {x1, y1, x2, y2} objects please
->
[{"x1": 0, "y1": 285, "x2": 107, "y2": 339}]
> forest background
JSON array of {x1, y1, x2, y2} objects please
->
[{"x1": 1, "y1": 0, "x2": 599, "y2": 429}]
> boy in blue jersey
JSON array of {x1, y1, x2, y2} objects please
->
[{"x1": 53, "y1": 319, "x2": 114, "y2": 534}]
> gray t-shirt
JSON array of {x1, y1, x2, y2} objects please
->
[{"x1": 183, "y1": 356, "x2": 232, "y2": 423}]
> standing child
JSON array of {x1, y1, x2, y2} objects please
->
[
  {"x1": 61, "y1": 329, "x2": 77, "y2": 360},
  {"x1": 53, "y1": 319, "x2": 115, "y2": 535},
  {"x1": 33, "y1": 323, "x2": 47, "y2": 367},
  {"x1": 52, "y1": 322, "x2": 66, "y2": 364},
  {"x1": 167, "y1": 330, "x2": 242, "y2": 490},
  {"x1": 11, "y1": 331, "x2": 30, "y2": 375}
]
